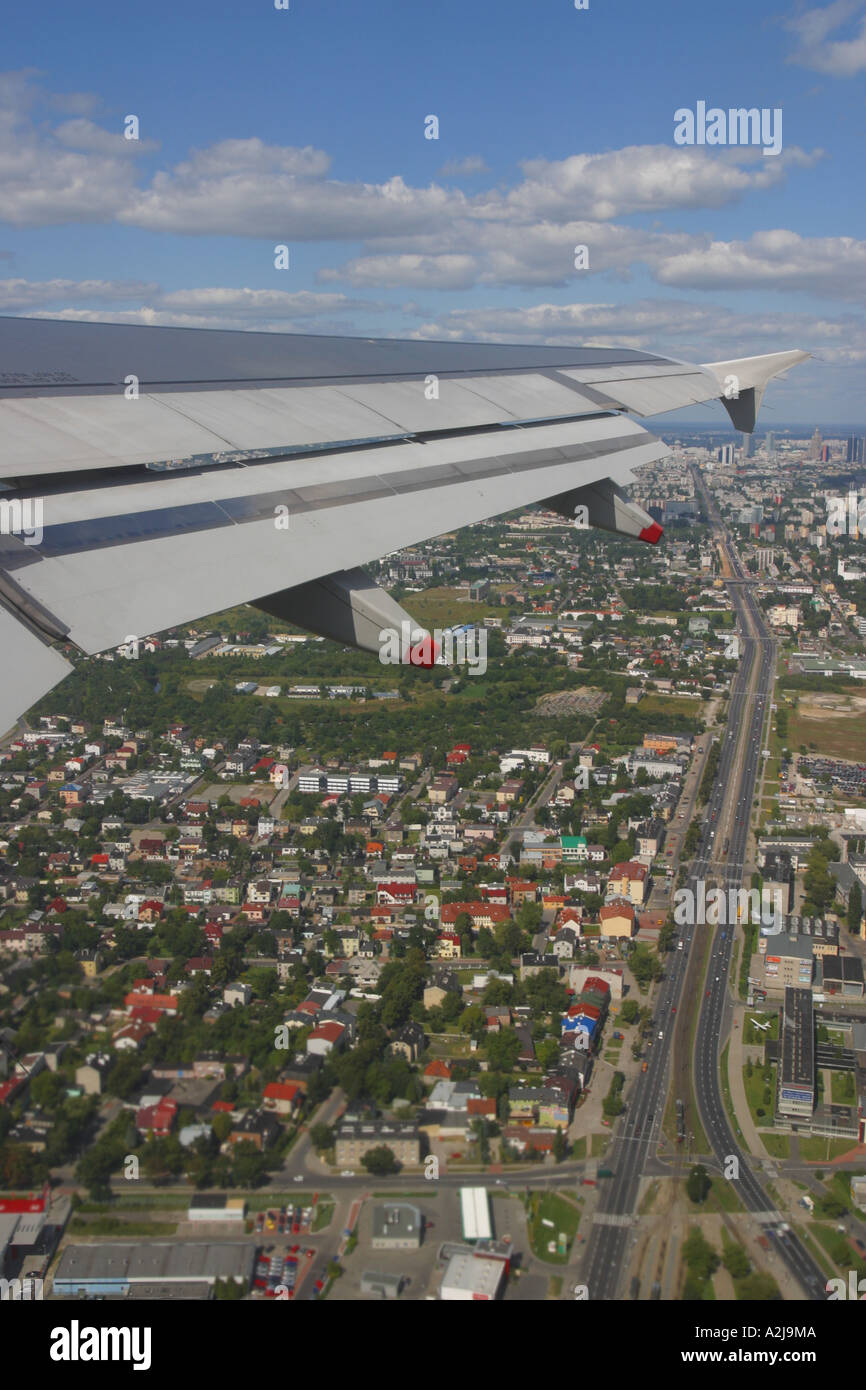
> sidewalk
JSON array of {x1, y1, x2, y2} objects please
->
[{"x1": 725, "y1": 1006, "x2": 769, "y2": 1159}]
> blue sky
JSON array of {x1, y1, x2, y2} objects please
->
[{"x1": 2, "y1": 0, "x2": 865, "y2": 419}]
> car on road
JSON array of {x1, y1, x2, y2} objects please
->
[
  {"x1": 658, "y1": 1030, "x2": 664, "y2": 1039},
  {"x1": 293, "y1": 1174, "x2": 304, "y2": 1182},
  {"x1": 339, "y1": 1170, "x2": 355, "y2": 1177},
  {"x1": 671, "y1": 1005, "x2": 676, "y2": 1013},
  {"x1": 706, "y1": 989, "x2": 711, "y2": 997}
]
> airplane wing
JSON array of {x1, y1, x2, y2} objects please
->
[{"x1": 0, "y1": 315, "x2": 808, "y2": 733}]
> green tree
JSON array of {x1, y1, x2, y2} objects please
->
[
  {"x1": 361, "y1": 1144, "x2": 399, "y2": 1176},
  {"x1": 309, "y1": 1123, "x2": 334, "y2": 1152},
  {"x1": 686, "y1": 1165, "x2": 711, "y2": 1205}
]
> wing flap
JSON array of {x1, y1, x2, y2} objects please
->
[{"x1": 0, "y1": 605, "x2": 73, "y2": 736}]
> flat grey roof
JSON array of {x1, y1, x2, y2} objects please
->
[
  {"x1": 372, "y1": 1203, "x2": 423, "y2": 1239},
  {"x1": 53, "y1": 1241, "x2": 255, "y2": 1286},
  {"x1": 780, "y1": 986, "x2": 815, "y2": 1089}
]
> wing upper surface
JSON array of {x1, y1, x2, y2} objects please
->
[{"x1": 0, "y1": 316, "x2": 808, "y2": 733}]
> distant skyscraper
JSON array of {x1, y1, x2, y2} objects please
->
[
  {"x1": 809, "y1": 427, "x2": 822, "y2": 460},
  {"x1": 765, "y1": 430, "x2": 776, "y2": 458},
  {"x1": 717, "y1": 444, "x2": 734, "y2": 466},
  {"x1": 846, "y1": 435, "x2": 865, "y2": 465},
  {"x1": 741, "y1": 432, "x2": 753, "y2": 458},
  {"x1": 821, "y1": 444, "x2": 831, "y2": 462}
]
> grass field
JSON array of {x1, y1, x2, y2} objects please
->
[
  {"x1": 831, "y1": 1071, "x2": 857, "y2": 1104},
  {"x1": 311, "y1": 1201, "x2": 335, "y2": 1233},
  {"x1": 404, "y1": 587, "x2": 500, "y2": 629},
  {"x1": 788, "y1": 705, "x2": 866, "y2": 760},
  {"x1": 809, "y1": 1222, "x2": 866, "y2": 1277},
  {"x1": 525, "y1": 1190, "x2": 582, "y2": 1265},
  {"x1": 761, "y1": 1133, "x2": 791, "y2": 1159},
  {"x1": 687, "y1": 1176, "x2": 746, "y2": 1214},
  {"x1": 637, "y1": 695, "x2": 707, "y2": 720},
  {"x1": 798, "y1": 1136, "x2": 858, "y2": 1161},
  {"x1": 742, "y1": 1062, "x2": 777, "y2": 1128},
  {"x1": 743, "y1": 1013, "x2": 778, "y2": 1045},
  {"x1": 68, "y1": 1216, "x2": 178, "y2": 1236}
]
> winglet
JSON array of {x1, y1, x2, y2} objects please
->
[{"x1": 701, "y1": 349, "x2": 810, "y2": 433}]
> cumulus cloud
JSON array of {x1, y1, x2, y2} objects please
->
[
  {"x1": 785, "y1": 0, "x2": 866, "y2": 76},
  {"x1": 53, "y1": 118, "x2": 159, "y2": 156},
  {"x1": 654, "y1": 229, "x2": 866, "y2": 300},
  {"x1": 407, "y1": 297, "x2": 866, "y2": 365},
  {"x1": 0, "y1": 277, "x2": 385, "y2": 331},
  {"x1": 0, "y1": 278, "x2": 160, "y2": 311},
  {"x1": 0, "y1": 72, "x2": 821, "y2": 248},
  {"x1": 0, "y1": 70, "x2": 153, "y2": 226}
]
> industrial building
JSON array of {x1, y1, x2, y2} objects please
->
[
  {"x1": 758, "y1": 917, "x2": 840, "y2": 993},
  {"x1": 777, "y1": 987, "x2": 815, "y2": 1123},
  {"x1": 371, "y1": 1202, "x2": 423, "y2": 1250},
  {"x1": 821, "y1": 954, "x2": 865, "y2": 999},
  {"x1": 459, "y1": 1187, "x2": 492, "y2": 1243},
  {"x1": 360, "y1": 1270, "x2": 403, "y2": 1299},
  {"x1": 440, "y1": 1249, "x2": 507, "y2": 1301},
  {"x1": 52, "y1": 1242, "x2": 256, "y2": 1299}
]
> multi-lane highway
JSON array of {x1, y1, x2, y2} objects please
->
[
  {"x1": 581, "y1": 466, "x2": 826, "y2": 1301},
  {"x1": 689, "y1": 472, "x2": 826, "y2": 1299}
]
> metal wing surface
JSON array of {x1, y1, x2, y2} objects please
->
[{"x1": 0, "y1": 315, "x2": 808, "y2": 732}]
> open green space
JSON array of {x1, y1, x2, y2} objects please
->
[
  {"x1": 827, "y1": 1170, "x2": 866, "y2": 1218},
  {"x1": 809, "y1": 1222, "x2": 866, "y2": 1277},
  {"x1": 68, "y1": 1216, "x2": 178, "y2": 1236},
  {"x1": 743, "y1": 1013, "x2": 778, "y2": 1045},
  {"x1": 742, "y1": 1061, "x2": 777, "y2": 1128},
  {"x1": 831, "y1": 1071, "x2": 857, "y2": 1105},
  {"x1": 311, "y1": 1201, "x2": 335, "y2": 1233},
  {"x1": 798, "y1": 1136, "x2": 858, "y2": 1161},
  {"x1": 688, "y1": 1175, "x2": 746, "y2": 1214},
  {"x1": 524, "y1": 1190, "x2": 582, "y2": 1265},
  {"x1": 760, "y1": 1133, "x2": 791, "y2": 1159}
]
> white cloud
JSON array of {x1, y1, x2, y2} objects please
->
[
  {"x1": 407, "y1": 297, "x2": 866, "y2": 365},
  {"x1": 53, "y1": 118, "x2": 159, "y2": 156},
  {"x1": 655, "y1": 229, "x2": 866, "y2": 300},
  {"x1": 0, "y1": 277, "x2": 159, "y2": 310},
  {"x1": 318, "y1": 253, "x2": 479, "y2": 290},
  {"x1": 0, "y1": 72, "x2": 822, "y2": 245},
  {"x1": 785, "y1": 0, "x2": 866, "y2": 76},
  {"x1": 0, "y1": 277, "x2": 384, "y2": 330}
]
